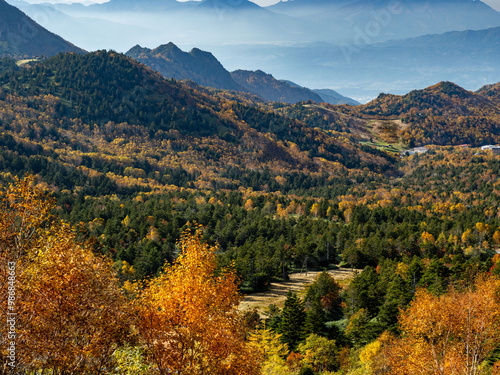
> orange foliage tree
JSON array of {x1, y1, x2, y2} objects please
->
[
  {"x1": 18, "y1": 223, "x2": 131, "y2": 374},
  {"x1": 0, "y1": 175, "x2": 54, "y2": 259},
  {"x1": 0, "y1": 176, "x2": 54, "y2": 374},
  {"x1": 136, "y1": 227, "x2": 260, "y2": 375},
  {"x1": 0, "y1": 176, "x2": 131, "y2": 374},
  {"x1": 385, "y1": 276, "x2": 500, "y2": 375}
]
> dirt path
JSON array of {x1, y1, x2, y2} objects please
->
[{"x1": 239, "y1": 268, "x2": 358, "y2": 315}]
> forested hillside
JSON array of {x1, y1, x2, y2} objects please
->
[
  {"x1": 344, "y1": 81, "x2": 500, "y2": 147},
  {"x1": 2, "y1": 51, "x2": 500, "y2": 374}
]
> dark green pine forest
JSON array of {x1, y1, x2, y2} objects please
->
[{"x1": 2, "y1": 50, "x2": 500, "y2": 373}]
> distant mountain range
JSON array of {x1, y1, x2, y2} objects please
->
[
  {"x1": 11, "y1": 0, "x2": 500, "y2": 49},
  {"x1": 126, "y1": 43, "x2": 360, "y2": 105},
  {"x1": 0, "y1": 0, "x2": 83, "y2": 57},
  {"x1": 269, "y1": 0, "x2": 500, "y2": 42},
  {"x1": 126, "y1": 43, "x2": 245, "y2": 92},
  {"x1": 3, "y1": 0, "x2": 500, "y2": 102},
  {"x1": 312, "y1": 89, "x2": 360, "y2": 106},
  {"x1": 208, "y1": 25, "x2": 500, "y2": 102}
]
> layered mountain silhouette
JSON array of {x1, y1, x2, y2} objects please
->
[
  {"x1": 0, "y1": 0, "x2": 83, "y2": 57},
  {"x1": 231, "y1": 70, "x2": 324, "y2": 104},
  {"x1": 94, "y1": 0, "x2": 183, "y2": 12},
  {"x1": 126, "y1": 43, "x2": 245, "y2": 92},
  {"x1": 312, "y1": 89, "x2": 360, "y2": 106},
  {"x1": 5, "y1": 0, "x2": 500, "y2": 102},
  {"x1": 126, "y1": 43, "x2": 358, "y2": 105},
  {"x1": 197, "y1": 0, "x2": 262, "y2": 11},
  {"x1": 0, "y1": 50, "x2": 392, "y2": 179},
  {"x1": 270, "y1": 0, "x2": 500, "y2": 41},
  {"x1": 214, "y1": 24, "x2": 500, "y2": 102}
]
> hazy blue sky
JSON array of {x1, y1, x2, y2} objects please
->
[
  {"x1": 23, "y1": 0, "x2": 281, "y2": 6},
  {"x1": 20, "y1": 0, "x2": 500, "y2": 11}
]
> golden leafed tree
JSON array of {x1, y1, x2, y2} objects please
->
[
  {"x1": 1, "y1": 176, "x2": 131, "y2": 375},
  {"x1": 248, "y1": 327, "x2": 289, "y2": 374},
  {"x1": 0, "y1": 175, "x2": 54, "y2": 259},
  {"x1": 0, "y1": 176, "x2": 54, "y2": 374},
  {"x1": 385, "y1": 276, "x2": 500, "y2": 375},
  {"x1": 136, "y1": 227, "x2": 260, "y2": 375},
  {"x1": 18, "y1": 223, "x2": 132, "y2": 374}
]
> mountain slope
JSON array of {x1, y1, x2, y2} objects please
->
[
  {"x1": 0, "y1": 50, "x2": 238, "y2": 136},
  {"x1": 0, "y1": 0, "x2": 84, "y2": 57},
  {"x1": 126, "y1": 42, "x2": 358, "y2": 105},
  {"x1": 0, "y1": 50, "x2": 394, "y2": 197},
  {"x1": 7, "y1": 0, "x2": 152, "y2": 52},
  {"x1": 347, "y1": 81, "x2": 500, "y2": 147},
  {"x1": 476, "y1": 82, "x2": 500, "y2": 105},
  {"x1": 231, "y1": 70, "x2": 324, "y2": 104},
  {"x1": 126, "y1": 43, "x2": 245, "y2": 92},
  {"x1": 312, "y1": 89, "x2": 360, "y2": 106}
]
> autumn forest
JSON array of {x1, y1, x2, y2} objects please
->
[{"x1": 2, "y1": 51, "x2": 500, "y2": 374}]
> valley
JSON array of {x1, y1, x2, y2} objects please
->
[{"x1": 2, "y1": 0, "x2": 500, "y2": 373}]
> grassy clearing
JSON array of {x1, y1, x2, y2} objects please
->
[
  {"x1": 362, "y1": 119, "x2": 409, "y2": 152},
  {"x1": 16, "y1": 59, "x2": 38, "y2": 66},
  {"x1": 239, "y1": 268, "x2": 358, "y2": 315}
]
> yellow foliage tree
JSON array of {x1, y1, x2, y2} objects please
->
[
  {"x1": 310, "y1": 203, "x2": 320, "y2": 218},
  {"x1": 19, "y1": 223, "x2": 131, "y2": 374},
  {"x1": 0, "y1": 175, "x2": 54, "y2": 260},
  {"x1": 136, "y1": 228, "x2": 260, "y2": 375},
  {"x1": 493, "y1": 230, "x2": 500, "y2": 245},
  {"x1": 420, "y1": 231, "x2": 435, "y2": 245},
  {"x1": 248, "y1": 327, "x2": 289, "y2": 375},
  {"x1": 384, "y1": 276, "x2": 500, "y2": 375},
  {"x1": 0, "y1": 176, "x2": 131, "y2": 374}
]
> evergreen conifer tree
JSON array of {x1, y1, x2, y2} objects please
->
[{"x1": 279, "y1": 291, "x2": 306, "y2": 350}]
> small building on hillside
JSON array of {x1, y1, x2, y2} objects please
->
[
  {"x1": 481, "y1": 145, "x2": 497, "y2": 150},
  {"x1": 401, "y1": 147, "x2": 428, "y2": 156},
  {"x1": 412, "y1": 147, "x2": 428, "y2": 154},
  {"x1": 480, "y1": 145, "x2": 500, "y2": 155}
]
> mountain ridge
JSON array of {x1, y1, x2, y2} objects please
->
[
  {"x1": 126, "y1": 42, "x2": 358, "y2": 105},
  {"x1": 0, "y1": 0, "x2": 84, "y2": 57},
  {"x1": 126, "y1": 43, "x2": 246, "y2": 92},
  {"x1": 340, "y1": 80, "x2": 500, "y2": 147},
  {"x1": 0, "y1": 50, "x2": 391, "y2": 178},
  {"x1": 231, "y1": 69, "x2": 324, "y2": 104}
]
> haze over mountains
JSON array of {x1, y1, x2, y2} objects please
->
[
  {"x1": 125, "y1": 43, "x2": 360, "y2": 105},
  {"x1": 3, "y1": 0, "x2": 500, "y2": 101},
  {"x1": 0, "y1": 0, "x2": 83, "y2": 57}
]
